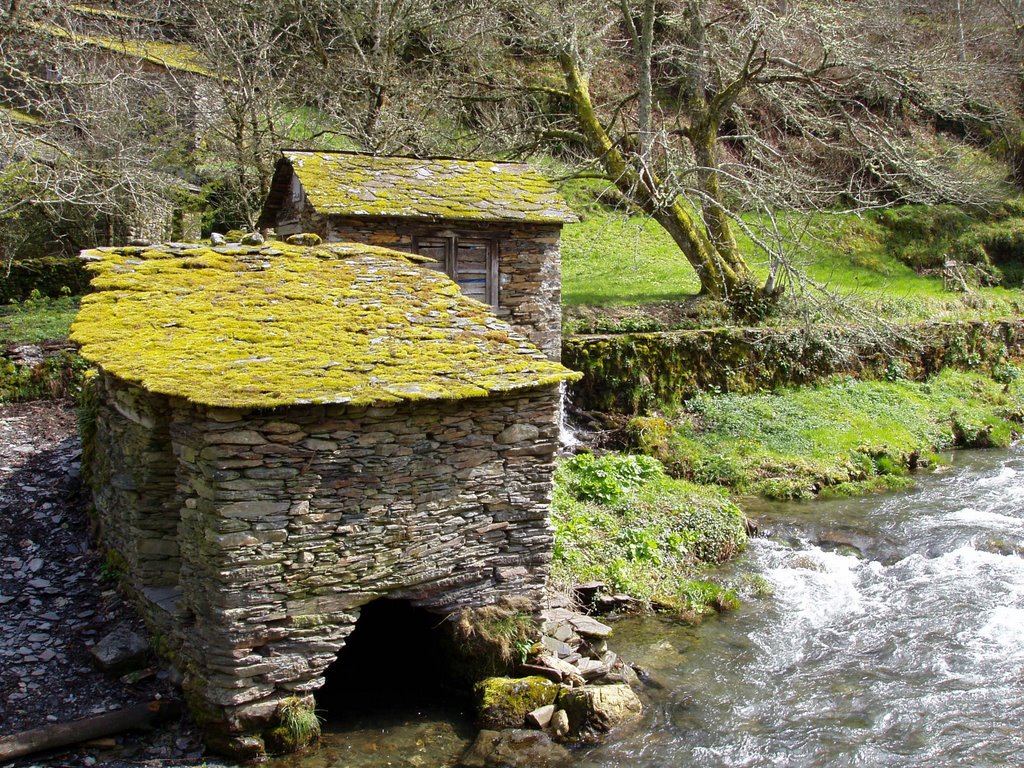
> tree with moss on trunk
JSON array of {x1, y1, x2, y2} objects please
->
[{"x1": 488, "y1": 0, "x2": 1014, "y2": 314}]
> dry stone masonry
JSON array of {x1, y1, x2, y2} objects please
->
[
  {"x1": 71, "y1": 239, "x2": 579, "y2": 758},
  {"x1": 258, "y1": 151, "x2": 577, "y2": 359}
]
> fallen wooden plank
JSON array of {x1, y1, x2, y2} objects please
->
[{"x1": 0, "y1": 699, "x2": 179, "y2": 762}]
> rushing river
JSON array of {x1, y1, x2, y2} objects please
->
[{"x1": 273, "y1": 446, "x2": 1024, "y2": 768}]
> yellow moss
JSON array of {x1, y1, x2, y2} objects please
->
[
  {"x1": 284, "y1": 151, "x2": 578, "y2": 224},
  {"x1": 0, "y1": 105, "x2": 43, "y2": 125},
  {"x1": 71, "y1": 241, "x2": 579, "y2": 408},
  {"x1": 28, "y1": 21, "x2": 223, "y2": 79}
]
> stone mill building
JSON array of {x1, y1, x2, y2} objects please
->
[
  {"x1": 71, "y1": 238, "x2": 579, "y2": 757},
  {"x1": 257, "y1": 150, "x2": 578, "y2": 359}
]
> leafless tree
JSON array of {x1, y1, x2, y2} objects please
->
[
  {"x1": 0, "y1": 0, "x2": 216, "y2": 272},
  {"x1": 475, "y1": 0, "x2": 1017, "y2": 304}
]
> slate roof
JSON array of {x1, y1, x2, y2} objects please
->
[
  {"x1": 265, "y1": 150, "x2": 577, "y2": 225},
  {"x1": 71, "y1": 241, "x2": 578, "y2": 408}
]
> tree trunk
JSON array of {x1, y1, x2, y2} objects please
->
[
  {"x1": 558, "y1": 52, "x2": 752, "y2": 298},
  {"x1": 690, "y1": 125, "x2": 743, "y2": 273}
]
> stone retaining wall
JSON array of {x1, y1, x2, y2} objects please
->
[
  {"x1": 88, "y1": 373, "x2": 562, "y2": 757},
  {"x1": 563, "y1": 319, "x2": 1024, "y2": 413}
]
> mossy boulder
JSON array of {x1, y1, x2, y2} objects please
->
[
  {"x1": 476, "y1": 676, "x2": 562, "y2": 730},
  {"x1": 286, "y1": 232, "x2": 322, "y2": 246}
]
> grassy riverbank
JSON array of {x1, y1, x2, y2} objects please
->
[
  {"x1": 627, "y1": 368, "x2": 1024, "y2": 500},
  {"x1": 550, "y1": 452, "x2": 749, "y2": 617},
  {"x1": 552, "y1": 366, "x2": 1024, "y2": 614}
]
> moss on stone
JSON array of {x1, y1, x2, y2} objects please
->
[
  {"x1": 27, "y1": 21, "x2": 222, "y2": 79},
  {"x1": 71, "y1": 240, "x2": 578, "y2": 408},
  {"x1": 476, "y1": 676, "x2": 562, "y2": 729},
  {"x1": 283, "y1": 151, "x2": 578, "y2": 224}
]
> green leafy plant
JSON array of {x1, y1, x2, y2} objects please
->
[{"x1": 560, "y1": 452, "x2": 664, "y2": 503}]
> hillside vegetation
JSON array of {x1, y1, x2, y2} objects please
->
[{"x1": 3, "y1": 0, "x2": 1024, "y2": 319}]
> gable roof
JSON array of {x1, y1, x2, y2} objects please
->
[
  {"x1": 260, "y1": 150, "x2": 577, "y2": 226},
  {"x1": 71, "y1": 241, "x2": 578, "y2": 409}
]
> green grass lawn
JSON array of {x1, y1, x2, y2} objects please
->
[
  {"x1": 559, "y1": 182, "x2": 1024, "y2": 322},
  {"x1": 0, "y1": 295, "x2": 79, "y2": 344}
]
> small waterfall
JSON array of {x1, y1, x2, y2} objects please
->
[{"x1": 558, "y1": 381, "x2": 581, "y2": 451}]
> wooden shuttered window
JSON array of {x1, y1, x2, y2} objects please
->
[{"x1": 414, "y1": 235, "x2": 498, "y2": 308}]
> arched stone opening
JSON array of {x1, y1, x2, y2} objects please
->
[{"x1": 316, "y1": 598, "x2": 473, "y2": 720}]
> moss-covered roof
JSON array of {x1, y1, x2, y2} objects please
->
[
  {"x1": 0, "y1": 105, "x2": 43, "y2": 126},
  {"x1": 71, "y1": 241, "x2": 578, "y2": 408},
  {"x1": 28, "y1": 21, "x2": 221, "y2": 79},
  {"x1": 280, "y1": 151, "x2": 578, "y2": 224}
]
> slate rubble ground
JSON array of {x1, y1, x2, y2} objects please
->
[{"x1": 0, "y1": 400, "x2": 203, "y2": 767}]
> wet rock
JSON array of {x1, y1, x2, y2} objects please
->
[
  {"x1": 459, "y1": 728, "x2": 570, "y2": 768},
  {"x1": 526, "y1": 703, "x2": 555, "y2": 729},
  {"x1": 89, "y1": 624, "x2": 150, "y2": 675},
  {"x1": 550, "y1": 709, "x2": 570, "y2": 738},
  {"x1": 559, "y1": 684, "x2": 643, "y2": 738},
  {"x1": 817, "y1": 531, "x2": 867, "y2": 559},
  {"x1": 595, "y1": 593, "x2": 640, "y2": 612},
  {"x1": 476, "y1": 676, "x2": 562, "y2": 730},
  {"x1": 210, "y1": 232, "x2": 226, "y2": 245},
  {"x1": 600, "y1": 658, "x2": 640, "y2": 688}
]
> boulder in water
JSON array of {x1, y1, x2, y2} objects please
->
[
  {"x1": 559, "y1": 684, "x2": 642, "y2": 739},
  {"x1": 459, "y1": 728, "x2": 570, "y2": 768},
  {"x1": 475, "y1": 676, "x2": 562, "y2": 730}
]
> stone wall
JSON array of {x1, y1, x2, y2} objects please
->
[
  {"x1": 88, "y1": 376, "x2": 563, "y2": 757},
  {"x1": 273, "y1": 197, "x2": 563, "y2": 360},
  {"x1": 564, "y1": 319, "x2": 1024, "y2": 414},
  {"x1": 90, "y1": 374, "x2": 181, "y2": 590}
]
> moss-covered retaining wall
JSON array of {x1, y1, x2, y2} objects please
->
[
  {"x1": 563, "y1": 319, "x2": 1024, "y2": 413},
  {"x1": 0, "y1": 343, "x2": 89, "y2": 403}
]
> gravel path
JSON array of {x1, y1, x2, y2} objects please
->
[{"x1": 0, "y1": 400, "x2": 206, "y2": 767}]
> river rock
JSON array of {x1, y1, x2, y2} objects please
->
[
  {"x1": 459, "y1": 728, "x2": 570, "y2": 768},
  {"x1": 89, "y1": 624, "x2": 150, "y2": 676},
  {"x1": 816, "y1": 530, "x2": 867, "y2": 559},
  {"x1": 476, "y1": 676, "x2": 562, "y2": 730},
  {"x1": 534, "y1": 654, "x2": 585, "y2": 684},
  {"x1": 559, "y1": 684, "x2": 643, "y2": 738},
  {"x1": 568, "y1": 615, "x2": 612, "y2": 638},
  {"x1": 527, "y1": 703, "x2": 555, "y2": 729},
  {"x1": 550, "y1": 708, "x2": 570, "y2": 738},
  {"x1": 575, "y1": 658, "x2": 610, "y2": 680}
]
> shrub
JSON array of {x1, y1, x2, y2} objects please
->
[{"x1": 559, "y1": 452, "x2": 664, "y2": 503}]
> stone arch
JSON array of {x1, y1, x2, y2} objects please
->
[{"x1": 316, "y1": 597, "x2": 470, "y2": 717}]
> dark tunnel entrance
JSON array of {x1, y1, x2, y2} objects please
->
[{"x1": 315, "y1": 598, "x2": 474, "y2": 720}]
